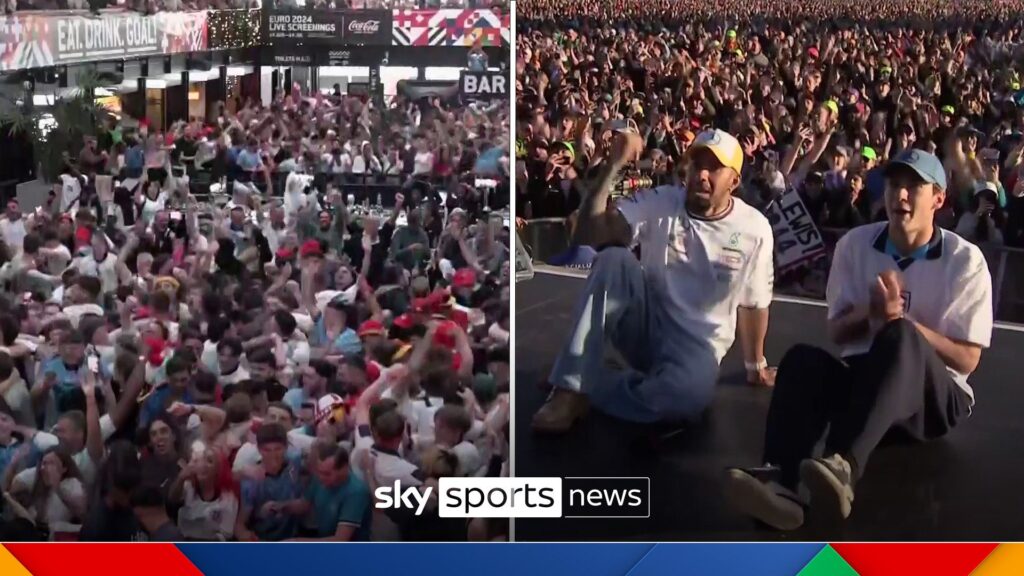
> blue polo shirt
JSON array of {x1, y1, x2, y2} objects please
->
[
  {"x1": 0, "y1": 437, "x2": 44, "y2": 481},
  {"x1": 40, "y1": 358, "x2": 83, "y2": 415},
  {"x1": 240, "y1": 458, "x2": 303, "y2": 541},
  {"x1": 305, "y1": 473, "x2": 372, "y2": 541},
  {"x1": 237, "y1": 149, "x2": 263, "y2": 172},
  {"x1": 313, "y1": 318, "x2": 362, "y2": 357},
  {"x1": 140, "y1": 387, "x2": 194, "y2": 430}
]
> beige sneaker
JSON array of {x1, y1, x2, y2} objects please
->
[
  {"x1": 531, "y1": 388, "x2": 590, "y2": 434},
  {"x1": 800, "y1": 454, "x2": 855, "y2": 521},
  {"x1": 724, "y1": 466, "x2": 806, "y2": 531}
]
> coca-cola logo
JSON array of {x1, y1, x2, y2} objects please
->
[{"x1": 348, "y1": 20, "x2": 381, "y2": 35}]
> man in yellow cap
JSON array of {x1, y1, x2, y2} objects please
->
[{"x1": 532, "y1": 129, "x2": 777, "y2": 433}]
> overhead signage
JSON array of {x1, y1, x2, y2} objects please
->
[
  {"x1": 0, "y1": 11, "x2": 208, "y2": 71},
  {"x1": 264, "y1": 9, "x2": 392, "y2": 45},
  {"x1": 460, "y1": 71, "x2": 507, "y2": 99}
]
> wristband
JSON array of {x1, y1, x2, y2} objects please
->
[{"x1": 745, "y1": 358, "x2": 768, "y2": 372}]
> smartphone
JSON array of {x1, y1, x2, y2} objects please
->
[
  {"x1": 170, "y1": 211, "x2": 183, "y2": 220},
  {"x1": 87, "y1": 355, "x2": 100, "y2": 373}
]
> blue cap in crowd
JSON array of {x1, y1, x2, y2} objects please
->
[{"x1": 884, "y1": 149, "x2": 947, "y2": 190}]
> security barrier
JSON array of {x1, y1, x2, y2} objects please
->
[{"x1": 520, "y1": 219, "x2": 1024, "y2": 324}]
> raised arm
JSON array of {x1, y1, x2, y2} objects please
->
[
  {"x1": 82, "y1": 372, "x2": 105, "y2": 467},
  {"x1": 572, "y1": 132, "x2": 642, "y2": 247}
]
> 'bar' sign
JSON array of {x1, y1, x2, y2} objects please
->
[{"x1": 460, "y1": 71, "x2": 507, "y2": 99}]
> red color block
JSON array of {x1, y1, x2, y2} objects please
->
[
  {"x1": 832, "y1": 543, "x2": 998, "y2": 576},
  {"x1": 5, "y1": 544, "x2": 203, "y2": 576}
]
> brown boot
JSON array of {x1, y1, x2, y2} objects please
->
[{"x1": 531, "y1": 388, "x2": 589, "y2": 434}]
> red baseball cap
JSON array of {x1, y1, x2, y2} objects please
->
[
  {"x1": 432, "y1": 320, "x2": 458, "y2": 349},
  {"x1": 358, "y1": 320, "x2": 385, "y2": 338},
  {"x1": 392, "y1": 314, "x2": 415, "y2": 329},
  {"x1": 74, "y1": 226, "x2": 92, "y2": 250},
  {"x1": 276, "y1": 247, "x2": 295, "y2": 261},
  {"x1": 411, "y1": 298, "x2": 431, "y2": 314},
  {"x1": 299, "y1": 240, "x2": 323, "y2": 258},
  {"x1": 452, "y1": 268, "x2": 477, "y2": 289}
]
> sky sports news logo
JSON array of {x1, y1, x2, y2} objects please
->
[{"x1": 375, "y1": 477, "x2": 650, "y2": 518}]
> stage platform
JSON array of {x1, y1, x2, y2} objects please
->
[{"x1": 514, "y1": 269, "x2": 1024, "y2": 541}]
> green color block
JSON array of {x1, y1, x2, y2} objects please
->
[{"x1": 796, "y1": 545, "x2": 860, "y2": 576}]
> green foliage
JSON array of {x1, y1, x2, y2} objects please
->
[{"x1": 0, "y1": 72, "x2": 114, "y2": 183}]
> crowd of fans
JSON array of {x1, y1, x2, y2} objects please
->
[
  {"x1": 517, "y1": 0, "x2": 1024, "y2": 257},
  {"x1": 0, "y1": 86, "x2": 511, "y2": 541}
]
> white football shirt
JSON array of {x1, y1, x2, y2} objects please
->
[
  {"x1": 616, "y1": 185, "x2": 775, "y2": 363},
  {"x1": 826, "y1": 222, "x2": 993, "y2": 401}
]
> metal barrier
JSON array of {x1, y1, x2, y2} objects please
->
[
  {"x1": 521, "y1": 219, "x2": 1024, "y2": 325},
  {"x1": 519, "y1": 217, "x2": 572, "y2": 264}
]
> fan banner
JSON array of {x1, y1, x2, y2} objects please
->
[{"x1": 0, "y1": 10, "x2": 208, "y2": 72}]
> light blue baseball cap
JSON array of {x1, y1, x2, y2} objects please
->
[{"x1": 884, "y1": 148, "x2": 947, "y2": 191}]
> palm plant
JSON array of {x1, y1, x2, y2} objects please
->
[{"x1": 0, "y1": 72, "x2": 115, "y2": 183}]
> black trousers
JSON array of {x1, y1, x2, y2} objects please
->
[{"x1": 764, "y1": 319, "x2": 971, "y2": 489}]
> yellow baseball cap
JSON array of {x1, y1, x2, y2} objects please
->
[{"x1": 687, "y1": 129, "x2": 744, "y2": 176}]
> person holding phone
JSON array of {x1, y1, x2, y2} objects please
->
[{"x1": 955, "y1": 181, "x2": 1006, "y2": 245}]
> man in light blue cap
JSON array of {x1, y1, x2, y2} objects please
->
[{"x1": 726, "y1": 148, "x2": 993, "y2": 530}]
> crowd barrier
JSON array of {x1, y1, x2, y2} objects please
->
[{"x1": 520, "y1": 218, "x2": 1024, "y2": 325}]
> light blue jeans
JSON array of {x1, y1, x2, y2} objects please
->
[{"x1": 549, "y1": 247, "x2": 719, "y2": 423}]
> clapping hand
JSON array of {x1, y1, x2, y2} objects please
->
[{"x1": 871, "y1": 270, "x2": 905, "y2": 322}]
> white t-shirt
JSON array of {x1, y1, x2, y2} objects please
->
[
  {"x1": 177, "y1": 481, "x2": 239, "y2": 541},
  {"x1": 329, "y1": 153, "x2": 352, "y2": 174},
  {"x1": 219, "y1": 363, "x2": 250, "y2": 388},
  {"x1": 449, "y1": 441, "x2": 482, "y2": 477},
  {"x1": 368, "y1": 447, "x2": 423, "y2": 488},
  {"x1": 826, "y1": 223, "x2": 993, "y2": 401},
  {"x1": 0, "y1": 217, "x2": 27, "y2": 251},
  {"x1": 59, "y1": 174, "x2": 83, "y2": 213},
  {"x1": 413, "y1": 151, "x2": 434, "y2": 176},
  {"x1": 140, "y1": 192, "x2": 168, "y2": 224},
  {"x1": 616, "y1": 186, "x2": 775, "y2": 363},
  {"x1": 62, "y1": 303, "x2": 105, "y2": 329},
  {"x1": 74, "y1": 253, "x2": 120, "y2": 294},
  {"x1": 12, "y1": 469, "x2": 85, "y2": 526},
  {"x1": 410, "y1": 395, "x2": 444, "y2": 451},
  {"x1": 34, "y1": 414, "x2": 116, "y2": 488},
  {"x1": 43, "y1": 244, "x2": 73, "y2": 275}
]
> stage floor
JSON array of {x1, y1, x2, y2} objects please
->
[{"x1": 514, "y1": 270, "x2": 1024, "y2": 541}]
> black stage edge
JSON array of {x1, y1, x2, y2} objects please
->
[{"x1": 515, "y1": 271, "x2": 1024, "y2": 541}]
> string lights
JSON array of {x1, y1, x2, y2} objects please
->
[{"x1": 208, "y1": 8, "x2": 263, "y2": 50}]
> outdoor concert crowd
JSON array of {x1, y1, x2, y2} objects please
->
[
  {"x1": 0, "y1": 87, "x2": 511, "y2": 541},
  {"x1": 516, "y1": 0, "x2": 1024, "y2": 253}
]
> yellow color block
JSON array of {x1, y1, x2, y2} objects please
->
[
  {"x1": 972, "y1": 544, "x2": 1024, "y2": 576},
  {"x1": 0, "y1": 545, "x2": 32, "y2": 576}
]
